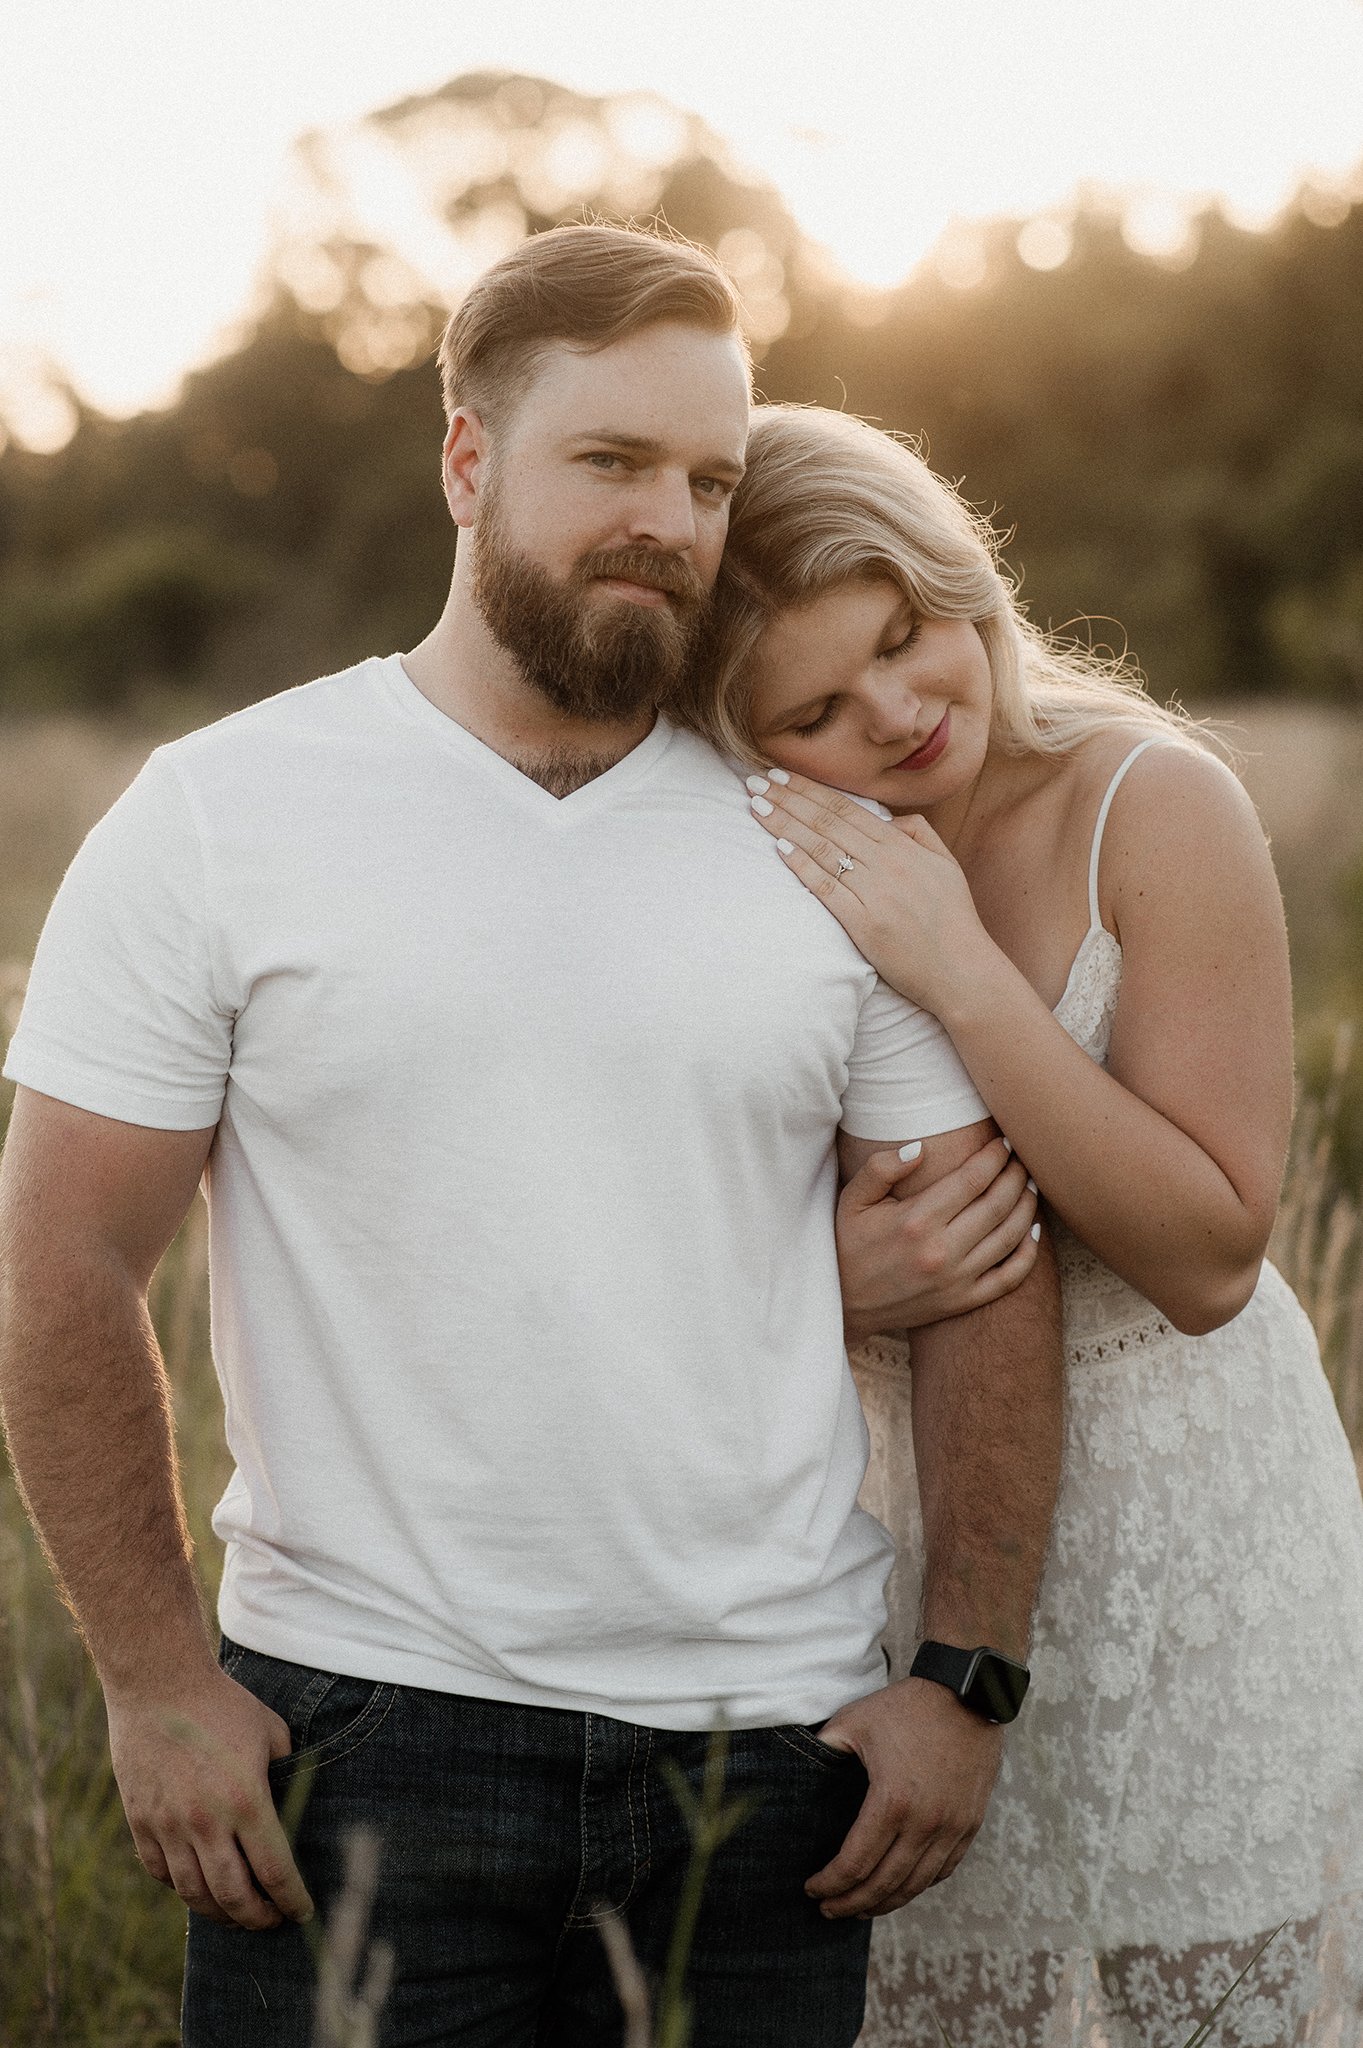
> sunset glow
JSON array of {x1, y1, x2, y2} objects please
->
[{"x1": 2, "y1": 0, "x2": 1361, "y2": 445}]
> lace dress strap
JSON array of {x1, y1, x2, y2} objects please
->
[{"x1": 1086, "y1": 736, "x2": 1165, "y2": 931}]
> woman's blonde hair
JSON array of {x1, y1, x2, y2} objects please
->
[{"x1": 672, "y1": 403, "x2": 1205, "y2": 766}]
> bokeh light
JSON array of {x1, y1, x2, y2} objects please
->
[{"x1": 0, "y1": 0, "x2": 1361, "y2": 436}]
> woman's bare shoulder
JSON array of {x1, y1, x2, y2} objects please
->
[
  {"x1": 1056, "y1": 725, "x2": 1247, "y2": 832},
  {"x1": 1104, "y1": 731, "x2": 1258, "y2": 831},
  {"x1": 1084, "y1": 730, "x2": 1276, "y2": 929},
  {"x1": 1021, "y1": 725, "x2": 1203, "y2": 842}
]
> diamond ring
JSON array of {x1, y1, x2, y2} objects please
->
[{"x1": 837, "y1": 855, "x2": 855, "y2": 875}]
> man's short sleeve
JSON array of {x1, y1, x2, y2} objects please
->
[
  {"x1": 3, "y1": 751, "x2": 232, "y2": 1130},
  {"x1": 839, "y1": 975, "x2": 989, "y2": 1141}
]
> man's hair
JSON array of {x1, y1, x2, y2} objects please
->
[{"x1": 436, "y1": 223, "x2": 748, "y2": 433}]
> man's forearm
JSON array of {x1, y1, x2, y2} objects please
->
[
  {"x1": 906, "y1": 1234, "x2": 1063, "y2": 1659},
  {"x1": 0, "y1": 1252, "x2": 215, "y2": 1696}
]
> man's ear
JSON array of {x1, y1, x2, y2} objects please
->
[{"x1": 443, "y1": 408, "x2": 488, "y2": 528}]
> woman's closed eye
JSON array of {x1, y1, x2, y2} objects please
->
[
  {"x1": 789, "y1": 702, "x2": 839, "y2": 739},
  {"x1": 781, "y1": 622, "x2": 922, "y2": 735},
  {"x1": 880, "y1": 620, "x2": 922, "y2": 662}
]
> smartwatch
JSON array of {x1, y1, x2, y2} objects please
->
[{"x1": 909, "y1": 1640, "x2": 1031, "y2": 1724}]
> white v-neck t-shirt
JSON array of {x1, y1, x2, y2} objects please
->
[{"x1": 6, "y1": 656, "x2": 987, "y2": 1727}]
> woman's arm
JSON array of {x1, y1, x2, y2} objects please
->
[
  {"x1": 834, "y1": 1133, "x2": 1040, "y2": 1339},
  {"x1": 753, "y1": 751, "x2": 1293, "y2": 1334}
]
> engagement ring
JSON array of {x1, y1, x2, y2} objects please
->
[{"x1": 837, "y1": 856, "x2": 855, "y2": 874}]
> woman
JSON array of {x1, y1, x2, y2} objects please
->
[{"x1": 672, "y1": 405, "x2": 1363, "y2": 2046}]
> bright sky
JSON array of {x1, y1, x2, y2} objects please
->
[{"x1": 2, "y1": 0, "x2": 1362, "y2": 444}]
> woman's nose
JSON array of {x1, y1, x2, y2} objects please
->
[{"x1": 861, "y1": 673, "x2": 920, "y2": 744}]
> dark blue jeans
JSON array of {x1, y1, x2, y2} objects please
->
[{"x1": 181, "y1": 1637, "x2": 873, "y2": 2046}]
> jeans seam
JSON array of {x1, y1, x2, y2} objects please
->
[
  {"x1": 562, "y1": 1712, "x2": 595, "y2": 1929},
  {"x1": 291, "y1": 1671, "x2": 336, "y2": 1752},
  {"x1": 614, "y1": 1721, "x2": 645, "y2": 1914},
  {"x1": 640, "y1": 1727, "x2": 653, "y2": 1888},
  {"x1": 274, "y1": 1684, "x2": 399, "y2": 1780},
  {"x1": 769, "y1": 1725, "x2": 845, "y2": 1771}
]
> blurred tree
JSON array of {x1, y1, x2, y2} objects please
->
[
  {"x1": 0, "y1": 72, "x2": 828, "y2": 709},
  {"x1": 0, "y1": 526, "x2": 273, "y2": 711},
  {"x1": 0, "y1": 69, "x2": 1360, "y2": 715}
]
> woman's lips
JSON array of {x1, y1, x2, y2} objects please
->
[{"x1": 892, "y1": 710, "x2": 950, "y2": 771}]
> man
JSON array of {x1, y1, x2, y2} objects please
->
[{"x1": 0, "y1": 225, "x2": 1062, "y2": 2046}]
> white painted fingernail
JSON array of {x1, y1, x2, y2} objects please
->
[
  {"x1": 746, "y1": 774, "x2": 770, "y2": 794},
  {"x1": 898, "y1": 1141, "x2": 922, "y2": 1161},
  {"x1": 776, "y1": 837, "x2": 795, "y2": 854},
  {"x1": 751, "y1": 795, "x2": 774, "y2": 816},
  {"x1": 1002, "y1": 1138, "x2": 1013, "y2": 1154},
  {"x1": 767, "y1": 767, "x2": 790, "y2": 783},
  {"x1": 1027, "y1": 1177, "x2": 1037, "y2": 1194},
  {"x1": 1030, "y1": 1222, "x2": 1041, "y2": 1240}
]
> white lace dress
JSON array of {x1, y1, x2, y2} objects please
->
[{"x1": 851, "y1": 747, "x2": 1363, "y2": 2048}]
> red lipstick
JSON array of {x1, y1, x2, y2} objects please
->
[{"x1": 893, "y1": 710, "x2": 950, "y2": 771}]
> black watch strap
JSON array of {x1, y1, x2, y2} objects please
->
[
  {"x1": 910, "y1": 1640, "x2": 1031, "y2": 1724},
  {"x1": 910, "y1": 1640, "x2": 977, "y2": 1694}
]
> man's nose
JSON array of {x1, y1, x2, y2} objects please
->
[{"x1": 625, "y1": 472, "x2": 697, "y2": 554}]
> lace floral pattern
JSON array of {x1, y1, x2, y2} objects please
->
[
  {"x1": 850, "y1": 927, "x2": 1363, "y2": 2046},
  {"x1": 860, "y1": 1907, "x2": 1363, "y2": 2046}
]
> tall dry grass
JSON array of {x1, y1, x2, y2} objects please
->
[{"x1": 1272, "y1": 1022, "x2": 1363, "y2": 1466}]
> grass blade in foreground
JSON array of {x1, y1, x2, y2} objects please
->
[
  {"x1": 656, "y1": 1728, "x2": 758, "y2": 2048},
  {"x1": 308, "y1": 1825, "x2": 395, "y2": 2048},
  {"x1": 1178, "y1": 1921, "x2": 1287, "y2": 2048},
  {"x1": 597, "y1": 1908, "x2": 653, "y2": 2048},
  {"x1": 595, "y1": 1726, "x2": 757, "y2": 2048}
]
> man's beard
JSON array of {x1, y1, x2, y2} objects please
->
[{"x1": 471, "y1": 483, "x2": 710, "y2": 724}]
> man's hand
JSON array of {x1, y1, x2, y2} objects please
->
[
  {"x1": 106, "y1": 1662, "x2": 314, "y2": 1931},
  {"x1": 837, "y1": 1133, "x2": 1038, "y2": 1342},
  {"x1": 805, "y1": 1679, "x2": 1003, "y2": 1917}
]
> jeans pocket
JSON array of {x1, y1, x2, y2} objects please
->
[
  {"x1": 769, "y1": 1724, "x2": 866, "y2": 1773},
  {"x1": 220, "y1": 1639, "x2": 397, "y2": 1782}
]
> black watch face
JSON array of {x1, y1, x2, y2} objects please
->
[{"x1": 964, "y1": 1651, "x2": 1031, "y2": 1723}]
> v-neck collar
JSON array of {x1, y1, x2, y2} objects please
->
[{"x1": 377, "y1": 654, "x2": 676, "y2": 821}]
